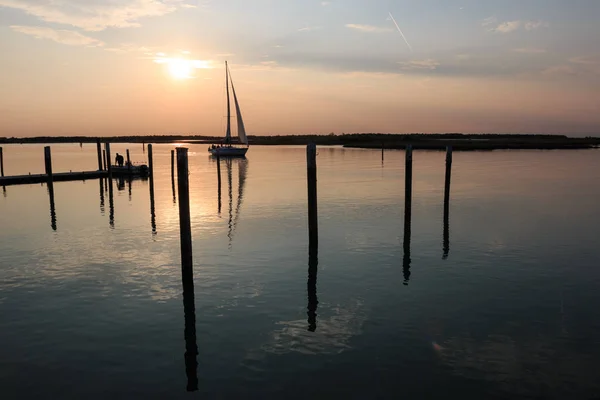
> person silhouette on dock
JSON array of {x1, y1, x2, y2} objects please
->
[{"x1": 115, "y1": 153, "x2": 124, "y2": 167}]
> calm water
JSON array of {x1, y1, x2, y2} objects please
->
[{"x1": 1, "y1": 144, "x2": 600, "y2": 399}]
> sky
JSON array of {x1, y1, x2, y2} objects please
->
[{"x1": 0, "y1": 0, "x2": 599, "y2": 137}]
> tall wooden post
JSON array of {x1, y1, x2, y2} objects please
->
[
  {"x1": 96, "y1": 140, "x2": 103, "y2": 171},
  {"x1": 44, "y1": 146, "x2": 56, "y2": 231},
  {"x1": 126, "y1": 149, "x2": 131, "y2": 171},
  {"x1": 171, "y1": 149, "x2": 175, "y2": 181},
  {"x1": 0, "y1": 146, "x2": 4, "y2": 177},
  {"x1": 103, "y1": 149, "x2": 107, "y2": 171},
  {"x1": 443, "y1": 146, "x2": 452, "y2": 259},
  {"x1": 105, "y1": 143, "x2": 112, "y2": 180},
  {"x1": 177, "y1": 147, "x2": 198, "y2": 391},
  {"x1": 405, "y1": 144, "x2": 413, "y2": 209},
  {"x1": 307, "y1": 143, "x2": 318, "y2": 246},
  {"x1": 44, "y1": 146, "x2": 53, "y2": 185},
  {"x1": 148, "y1": 144, "x2": 154, "y2": 179}
]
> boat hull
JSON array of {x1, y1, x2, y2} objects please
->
[
  {"x1": 111, "y1": 165, "x2": 149, "y2": 177},
  {"x1": 209, "y1": 147, "x2": 248, "y2": 157}
]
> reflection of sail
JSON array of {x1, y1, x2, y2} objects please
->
[
  {"x1": 222, "y1": 158, "x2": 248, "y2": 247},
  {"x1": 232, "y1": 158, "x2": 248, "y2": 234},
  {"x1": 226, "y1": 158, "x2": 233, "y2": 246}
]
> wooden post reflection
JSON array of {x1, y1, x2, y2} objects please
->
[
  {"x1": 108, "y1": 176, "x2": 114, "y2": 228},
  {"x1": 48, "y1": 183, "x2": 57, "y2": 231},
  {"x1": 127, "y1": 177, "x2": 132, "y2": 201},
  {"x1": 403, "y1": 145, "x2": 412, "y2": 285},
  {"x1": 307, "y1": 241, "x2": 319, "y2": 332},
  {"x1": 216, "y1": 154, "x2": 221, "y2": 214},
  {"x1": 171, "y1": 150, "x2": 176, "y2": 204},
  {"x1": 148, "y1": 144, "x2": 156, "y2": 235},
  {"x1": 443, "y1": 146, "x2": 452, "y2": 259},
  {"x1": 99, "y1": 178, "x2": 105, "y2": 215},
  {"x1": 176, "y1": 148, "x2": 198, "y2": 392}
]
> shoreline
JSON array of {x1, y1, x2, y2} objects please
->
[{"x1": 1, "y1": 133, "x2": 599, "y2": 150}]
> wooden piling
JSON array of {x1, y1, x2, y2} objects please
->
[
  {"x1": 307, "y1": 143, "x2": 318, "y2": 246},
  {"x1": 96, "y1": 140, "x2": 103, "y2": 171},
  {"x1": 126, "y1": 149, "x2": 131, "y2": 171},
  {"x1": 443, "y1": 146, "x2": 452, "y2": 259},
  {"x1": 176, "y1": 147, "x2": 197, "y2": 391},
  {"x1": 0, "y1": 146, "x2": 4, "y2": 177},
  {"x1": 103, "y1": 149, "x2": 107, "y2": 171},
  {"x1": 105, "y1": 143, "x2": 112, "y2": 180},
  {"x1": 177, "y1": 147, "x2": 193, "y2": 275},
  {"x1": 148, "y1": 144, "x2": 154, "y2": 179},
  {"x1": 44, "y1": 146, "x2": 53, "y2": 185},
  {"x1": 444, "y1": 146, "x2": 452, "y2": 207},
  {"x1": 171, "y1": 149, "x2": 175, "y2": 181},
  {"x1": 405, "y1": 144, "x2": 413, "y2": 208}
]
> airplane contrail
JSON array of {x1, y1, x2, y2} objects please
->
[{"x1": 388, "y1": 12, "x2": 413, "y2": 52}]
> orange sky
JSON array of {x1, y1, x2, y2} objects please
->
[{"x1": 1, "y1": 0, "x2": 599, "y2": 137}]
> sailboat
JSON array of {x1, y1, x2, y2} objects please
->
[{"x1": 208, "y1": 61, "x2": 249, "y2": 157}]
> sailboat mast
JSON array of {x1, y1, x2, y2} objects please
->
[{"x1": 225, "y1": 61, "x2": 231, "y2": 144}]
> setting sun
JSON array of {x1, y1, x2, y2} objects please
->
[
  {"x1": 153, "y1": 53, "x2": 213, "y2": 80},
  {"x1": 168, "y1": 58, "x2": 193, "y2": 79}
]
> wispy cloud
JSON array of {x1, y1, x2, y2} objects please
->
[
  {"x1": 481, "y1": 16, "x2": 497, "y2": 27},
  {"x1": 298, "y1": 26, "x2": 320, "y2": 32},
  {"x1": 524, "y1": 20, "x2": 549, "y2": 31},
  {"x1": 398, "y1": 59, "x2": 440, "y2": 71},
  {"x1": 489, "y1": 19, "x2": 549, "y2": 33},
  {"x1": 0, "y1": 0, "x2": 195, "y2": 31},
  {"x1": 10, "y1": 25, "x2": 104, "y2": 47},
  {"x1": 321, "y1": 1, "x2": 331, "y2": 6},
  {"x1": 345, "y1": 24, "x2": 392, "y2": 33}
]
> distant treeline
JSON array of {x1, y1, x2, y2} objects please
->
[{"x1": 1, "y1": 133, "x2": 599, "y2": 150}]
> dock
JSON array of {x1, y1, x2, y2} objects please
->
[
  {"x1": 0, "y1": 170, "x2": 107, "y2": 186},
  {"x1": 0, "y1": 141, "x2": 150, "y2": 187}
]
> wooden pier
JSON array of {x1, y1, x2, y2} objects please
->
[
  {"x1": 0, "y1": 170, "x2": 108, "y2": 186},
  {"x1": 0, "y1": 143, "x2": 148, "y2": 187}
]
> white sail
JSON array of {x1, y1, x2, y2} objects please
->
[{"x1": 229, "y1": 71, "x2": 249, "y2": 146}]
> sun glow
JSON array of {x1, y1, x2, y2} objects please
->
[
  {"x1": 154, "y1": 53, "x2": 213, "y2": 80},
  {"x1": 168, "y1": 58, "x2": 193, "y2": 79}
]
